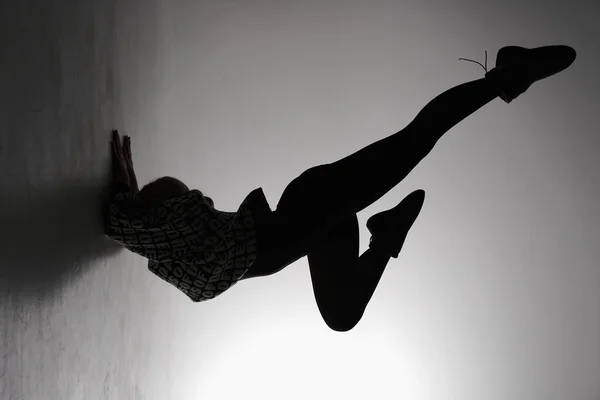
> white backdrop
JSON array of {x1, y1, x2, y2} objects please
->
[{"x1": 1, "y1": 0, "x2": 599, "y2": 399}]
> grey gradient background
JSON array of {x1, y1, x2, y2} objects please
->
[{"x1": 1, "y1": 0, "x2": 599, "y2": 399}]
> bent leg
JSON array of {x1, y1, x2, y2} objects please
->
[{"x1": 307, "y1": 213, "x2": 392, "y2": 332}]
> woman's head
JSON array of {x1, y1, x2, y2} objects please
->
[{"x1": 139, "y1": 176, "x2": 190, "y2": 205}]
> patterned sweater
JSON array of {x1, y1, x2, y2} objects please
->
[{"x1": 104, "y1": 182, "x2": 270, "y2": 302}]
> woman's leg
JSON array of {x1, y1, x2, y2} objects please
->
[
  {"x1": 275, "y1": 77, "x2": 499, "y2": 230},
  {"x1": 306, "y1": 213, "x2": 394, "y2": 332},
  {"x1": 307, "y1": 190, "x2": 425, "y2": 331}
]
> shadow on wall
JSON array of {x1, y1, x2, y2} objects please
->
[
  {"x1": 0, "y1": 0, "x2": 162, "y2": 299},
  {"x1": 0, "y1": 178, "x2": 122, "y2": 297}
]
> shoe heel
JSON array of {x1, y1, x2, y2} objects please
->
[{"x1": 485, "y1": 65, "x2": 529, "y2": 104}]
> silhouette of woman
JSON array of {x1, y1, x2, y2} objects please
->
[{"x1": 105, "y1": 45, "x2": 576, "y2": 332}]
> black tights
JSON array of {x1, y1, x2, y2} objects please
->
[{"x1": 248, "y1": 76, "x2": 500, "y2": 331}]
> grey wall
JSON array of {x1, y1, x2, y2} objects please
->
[{"x1": 1, "y1": 0, "x2": 598, "y2": 399}]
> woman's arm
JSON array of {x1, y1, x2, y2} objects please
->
[{"x1": 106, "y1": 131, "x2": 166, "y2": 260}]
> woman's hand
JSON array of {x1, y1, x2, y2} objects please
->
[
  {"x1": 111, "y1": 130, "x2": 130, "y2": 188},
  {"x1": 123, "y1": 135, "x2": 139, "y2": 193}
]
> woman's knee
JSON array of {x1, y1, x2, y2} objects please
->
[{"x1": 320, "y1": 306, "x2": 362, "y2": 332}]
